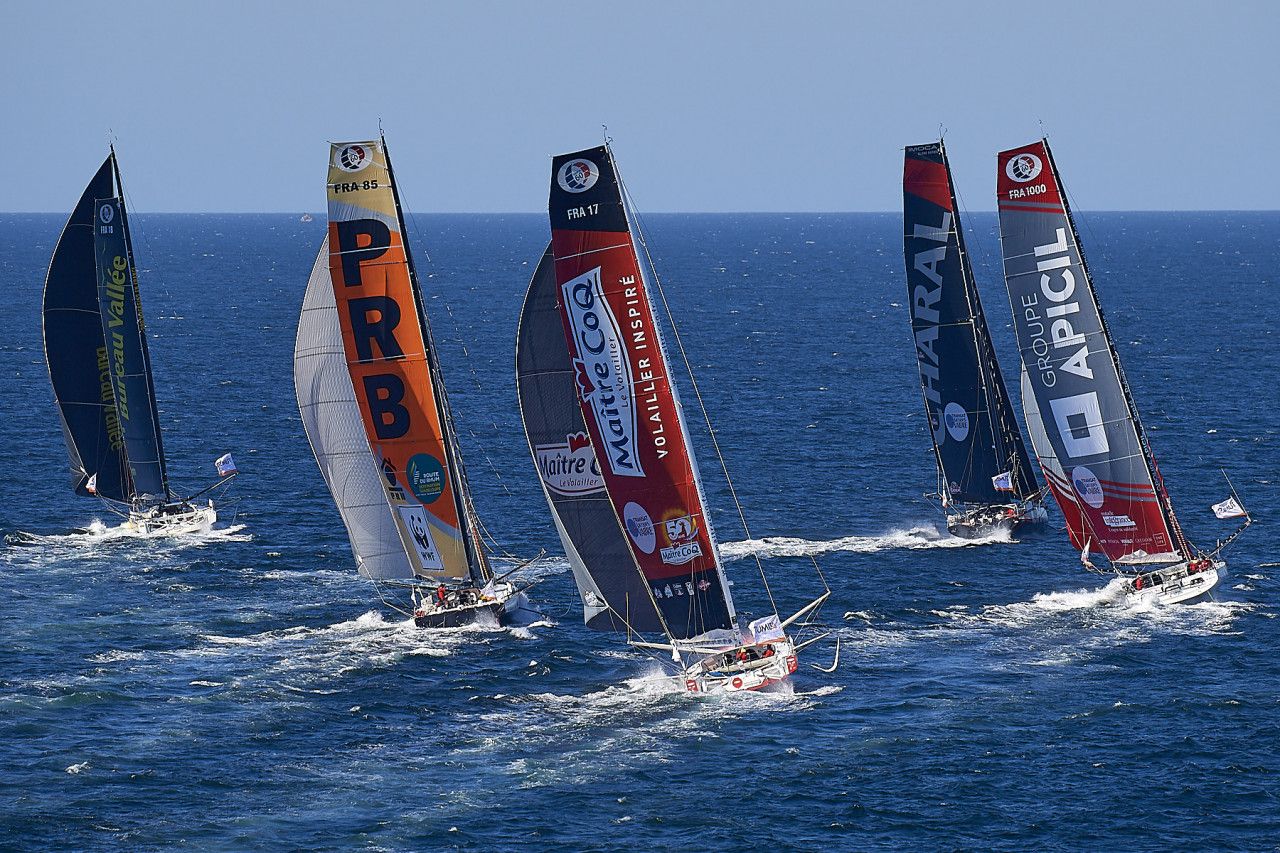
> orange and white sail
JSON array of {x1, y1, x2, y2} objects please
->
[{"x1": 316, "y1": 139, "x2": 481, "y2": 582}]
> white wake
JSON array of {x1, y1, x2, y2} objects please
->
[{"x1": 719, "y1": 524, "x2": 1011, "y2": 561}]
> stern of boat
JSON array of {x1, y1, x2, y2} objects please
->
[
  {"x1": 1125, "y1": 559, "x2": 1222, "y2": 606},
  {"x1": 682, "y1": 638, "x2": 799, "y2": 694}
]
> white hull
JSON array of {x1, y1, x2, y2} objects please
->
[
  {"x1": 122, "y1": 502, "x2": 217, "y2": 536},
  {"x1": 1123, "y1": 560, "x2": 1222, "y2": 606},
  {"x1": 682, "y1": 638, "x2": 799, "y2": 694}
]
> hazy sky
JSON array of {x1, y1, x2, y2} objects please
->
[{"x1": 4, "y1": 1, "x2": 1276, "y2": 212}]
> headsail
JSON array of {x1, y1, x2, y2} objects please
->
[
  {"x1": 903, "y1": 141, "x2": 1037, "y2": 505},
  {"x1": 295, "y1": 236, "x2": 414, "y2": 580},
  {"x1": 94, "y1": 193, "x2": 169, "y2": 503},
  {"x1": 547, "y1": 145, "x2": 735, "y2": 640},
  {"x1": 43, "y1": 156, "x2": 130, "y2": 503},
  {"x1": 324, "y1": 139, "x2": 486, "y2": 582},
  {"x1": 996, "y1": 139, "x2": 1185, "y2": 565},
  {"x1": 516, "y1": 244, "x2": 664, "y2": 633}
]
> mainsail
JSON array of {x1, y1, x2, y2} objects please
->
[
  {"x1": 546, "y1": 145, "x2": 735, "y2": 640},
  {"x1": 322, "y1": 138, "x2": 489, "y2": 583},
  {"x1": 996, "y1": 139, "x2": 1186, "y2": 565},
  {"x1": 295, "y1": 236, "x2": 415, "y2": 580},
  {"x1": 903, "y1": 141, "x2": 1037, "y2": 505},
  {"x1": 515, "y1": 245, "x2": 664, "y2": 633},
  {"x1": 43, "y1": 150, "x2": 169, "y2": 506}
]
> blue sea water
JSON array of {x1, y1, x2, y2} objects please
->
[{"x1": 0, "y1": 210, "x2": 1276, "y2": 851}]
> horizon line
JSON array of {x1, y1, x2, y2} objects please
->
[{"x1": 4, "y1": 208, "x2": 1279, "y2": 216}]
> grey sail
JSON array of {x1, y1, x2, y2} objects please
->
[
  {"x1": 294, "y1": 236, "x2": 415, "y2": 580},
  {"x1": 996, "y1": 139, "x2": 1185, "y2": 565},
  {"x1": 515, "y1": 245, "x2": 664, "y2": 634}
]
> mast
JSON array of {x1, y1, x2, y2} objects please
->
[
  {"x1": 609, "y1": 144, "x2": 739, "y2": 628},
  {"x1": 1040, "y1": 140, "x2": 1188, "y2": 557},
  {"x1": 93, "y1": 148, "x2": 171, "y2": 505},
  {"x1": 381, "y1": 136, "x2": 490, "y2": 583}
]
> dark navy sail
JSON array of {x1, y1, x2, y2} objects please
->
[
  {"x1": 94, "y1": 195, "x2": 169, "y2": 503},
  {"x1": 43, "y1": 157, "x2": 130, "y2": 502},
  {"x1": 517, "y1": 246, "x2": 664, "y2": 633},
  {"x1": 903, "y1": 141, "x2": 1037, "y2": 505}
]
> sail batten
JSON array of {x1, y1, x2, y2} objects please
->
[
  {"x1": 997, "y1": 139, "x2": 1184, "y2": 565},
  {"x1": 903, "y1": 141, "x2": 1037, "y2": 505},
  {"x1": 545, "y1": 145, "x2": 735, "y2": 640}
]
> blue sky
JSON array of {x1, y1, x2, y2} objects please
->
[{"x1": 4, "y1": 1, "x2": 1275, "y2": 212}]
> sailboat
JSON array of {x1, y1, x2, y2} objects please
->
[
  {"x1": 294, "y1": 136, "x2": 531, "y2": 628},
  {"x1": 995, "y1": 138, "x2": 1250, "y2": 605},
  {"x1": 903, "y1": 140, "x2": 1047, "y2": 537},
  {"x1": 43, "y1": 148, "x2": 232, "y2": 535},
  {"x1": 519, "y1": 143, "x2": 830, "y2": 692}
]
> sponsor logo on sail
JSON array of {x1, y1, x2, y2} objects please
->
[
  {"x1": 562, "y1": 267, "x2": 644, "y2": 477},
  {"x1": 622, "y1": 501, "x2": 656, "y2": 554},
  {"x1": 660, "y1": 511, "x2": 703, "y2": 565},
  {"x1": 943, "y1": 402, "x2": 970, "y2": 443},
  {"x1": 557, "y1": 158, "x2": 599, "y2": 194},
  {"x1": 380, "y1": 456, "x2": 406, "y2": 500},
  {"x1": 98, "y1": 203, "x2": 114, "y2": 224},
  {"x1": 1019, "y1": 227, "x2": 1106, "y2": 461},
  {"x1": 534, "y1": 432, "x2": 604, "y2": 496},
  {"x1": 1102, "y1": 511, "x2": 1137, "y2": 529},
  {"x1": 396, "y1": 504, "x2": 444, "y2": 570},
  {"x1": 653, "y1": 581, "x2": 695, "y2": 599},
  {"x1": 406, "y1": 453, "x2": 446, "y2": 504},
  {"x1": 1006, "y1": 152, "x2": 1043, "y2": 183},
  {"x1": 335, "y1": 144, "x2": 373, "y2": 172},
  {"x1": 1071, "y1": 465, "x2": 1105, "y2": 509},
  {"x1": 907, "y1": 210, "x2": 952, "y2": 447},
  {"x1": 1049, "y1": 392, "x2": 1108, "y2": 459}
]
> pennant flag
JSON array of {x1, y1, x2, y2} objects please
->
[
  {"x1": 214, "y1": 453, "x2": 238, "y2": 477},
  {"x1": 747, "y1": 613, "x2": 785, "y2": 643},
  {"x1": 85, "y1": 473, "x2": 97, "y2": 495},
  {"x1": 992, "y1": 471, "x2": 1014, "y2": 491},
  {"x1": 1211, "y1": 497, "x2": 1247, "y2": 520}
]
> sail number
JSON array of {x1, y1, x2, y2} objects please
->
[
  {"x1": 1006, "y1": 183, "x2": 1047, "y2": 200},
  {"x1": 333, "y1": 180, "x2": 380, "y2": 194},
  {"x1": 566, "y1": 203, "x2": 599, "y2": 220}
]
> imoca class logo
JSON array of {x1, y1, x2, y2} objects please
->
[
  {"x1": 557, "y1": 158, "x2": 598, "y2": 193},
  {"x1": 336, "y1": 144, "x2": 373, "y2": 172},
  {"x1": 1005, "y1": 152, "x2": 1043, "y2": 183}
]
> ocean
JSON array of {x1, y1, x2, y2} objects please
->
[{"x1": 1, "y1": 210, "x2": 1276, "y2": 851}]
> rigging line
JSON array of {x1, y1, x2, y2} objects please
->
[
  {"x1": 614, "y1": 168, "x2": 785, "y2": 615},
  {"x1": 398, "y1": 208, "x2": 514, "y2": 499},
  {"x1": 373, "y1": 580, "x2": 414, "y2": 619},
  {"x1": 1047, "y1": 144, "x2": 1190, "y2": 557}
]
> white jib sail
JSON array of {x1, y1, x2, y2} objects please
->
[{"x1": 294, "y1": 236, "x2": 414, "y2": 580}]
